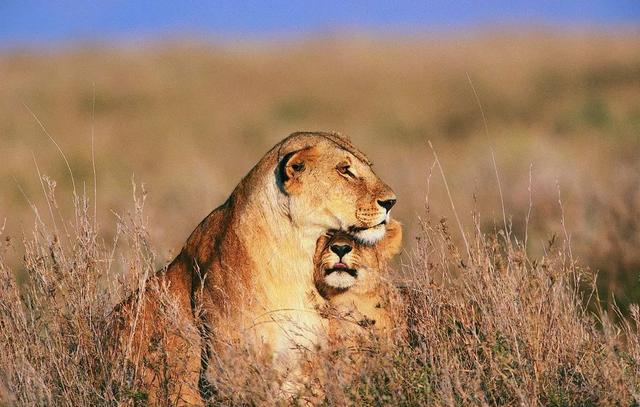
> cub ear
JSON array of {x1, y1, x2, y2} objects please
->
[
  {"x1": 276, "y1": 147, "x2": 315, "y2": 194},
  {"x1": 380, "y1": 219, "x2": 403, "y2": 260}
]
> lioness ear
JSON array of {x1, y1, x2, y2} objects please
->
[
  {"x1": 380, "y1": 219, "x2": 403, "y2": 260},
  {"x1": 276, "y1": 147, "x2": 315, "y2": 194}
]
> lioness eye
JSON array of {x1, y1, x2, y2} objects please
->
[
  {"x1": 337, "y1": 164, "x2": 355, "y2": 177},
  {"x1": 291, "y1": 162, "x2": 305, "y2": 172}
]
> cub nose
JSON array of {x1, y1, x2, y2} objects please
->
[
  {"x1": 330, "y1": 244, "x2": 352, "y2": 258},
  {"x1": 377, "y1": 198, "x2": 396, "y2": 212}
]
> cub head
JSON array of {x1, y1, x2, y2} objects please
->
[
  {"x1": 276, "y1": 131, "x2": 396, "y2": 244},
  {"x1": 313, "y1": 219, "x2": 403, "y2": 299}
]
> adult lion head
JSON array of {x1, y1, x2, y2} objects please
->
[{"x1": 275, "y1": 131, "x2": 396, "y2": 244}]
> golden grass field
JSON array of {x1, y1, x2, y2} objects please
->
[{"x1": 1, "y1": 30, "x2": 640, "y2": 405}]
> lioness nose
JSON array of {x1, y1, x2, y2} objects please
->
[
  {"x1": 377, "y1": 198, "x2": 396, "y2": 212},
  {"x1": 330, "y1": 244, "x2": 352, "y2": 258}
]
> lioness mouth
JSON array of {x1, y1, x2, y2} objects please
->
[
  {"x1": 349, "y1": 220, "x2": 386, "y2": 233},
  {"x1": 325, "y1": 266, "x2": 358, "y2": 278}
]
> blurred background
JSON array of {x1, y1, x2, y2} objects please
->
[{"x1": 1, "y1": 1, "x2": 639, "y2": 310}]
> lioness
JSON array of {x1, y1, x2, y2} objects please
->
[
  {"x1": 313, "y1": 218, "x2": 403, "y2": 344},
  {"x1": 113, "y1": 131, "x2": 396, "y2": 403}
]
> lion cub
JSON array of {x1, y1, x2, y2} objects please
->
[{"x1": 313, "y1": 219, "x2": 403, "y2": 343}]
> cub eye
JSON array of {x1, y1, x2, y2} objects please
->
[
  {"x1": 337, "y1": 164, "x2": 355, "y2": 178},
  {"x1": 291, "y1": 162, "x2": 305, "y2": 172}
]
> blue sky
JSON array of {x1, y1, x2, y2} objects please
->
[{"x1": 1, "y1": 1, "x2": 639, "y2": 47}]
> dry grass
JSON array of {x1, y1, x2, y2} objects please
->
[
  {"x1": 1, "y1": 29, "x2": 640, "y2": 405},
  {"x1": 1, "y1": 174, "x2": 639, "y2": 406}
]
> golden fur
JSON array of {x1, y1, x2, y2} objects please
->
[
  {"x1": 109, "y1": 278, "x2": 203, "y2": 406},
  {"x1": 111, "y1": 131, "x2": 396, "y2": 402},
  {"x1": 313, "y1": 219, "x2": 403, "y2": 344}
]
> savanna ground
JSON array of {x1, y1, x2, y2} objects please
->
[{"x1": 1, "y1": 30, "x2": 640, "y2": 405}]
